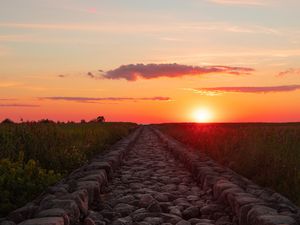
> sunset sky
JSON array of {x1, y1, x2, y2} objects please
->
[{"x1": 1, "y1": 0, "x2": 300, "y2": 123}]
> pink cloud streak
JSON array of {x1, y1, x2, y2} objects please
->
[
  {"x1": 192, "y1": 85, "x2": 300, "y2": 95},
  {"x1": 39, "y1": 96, "x2": 171, "y2": 103},
  {"x1": 278, "y1": 68, "x2": 300, "y2": 77}
]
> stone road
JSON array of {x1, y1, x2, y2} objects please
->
[{"x1": 87, "y1": 128, "x2": 235, "y2": 225}]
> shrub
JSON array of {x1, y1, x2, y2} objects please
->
[{"x1": 0, "y1": 154, "x2": 62, "y2": 216}]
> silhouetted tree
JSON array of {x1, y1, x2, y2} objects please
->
[
  {"x1": 38, "y1": 119, "x2": 55, "y2": 124},
  {"x1": 1, "y1": 118, "x2": 14, "y2": 124},
  {"x1": 96, "y1": 116, "x2": 105, "y2": 123},
  {"x1": 89, "y1": 116, "x2": 105, "y2": 123}
]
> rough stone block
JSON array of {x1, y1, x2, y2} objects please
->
[
  {"x1": 18, "y1": 217, "x2": 64, "y2": 225},
  {"x1": 8, "y1": 204, "x2": 38, "y2": 224},
  {"x1": 257, "y1": 215, "x2": 297, "y2": 225}
]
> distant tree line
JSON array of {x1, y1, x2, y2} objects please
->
[{"x1": 1, "y1": 116, "x2": 106, "y2": 124}]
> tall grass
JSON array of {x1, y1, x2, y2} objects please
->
[
  {"x1": 157, "y1": 123, "x2": 300, "y2": 206},
  {"x1": 0, "y1": 122, "x2": 137, "y2": 216}
]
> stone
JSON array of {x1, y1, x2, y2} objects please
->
[
  {"x1": 257, "y1": 215, "x2": 297, "y2": 225},
  {"x1": 154, "y1": 193, "x2": 169, "y2": 202},
  {"x1": 144, "y1": 217, "x2": 163, "y2": 225},
  {"x1": 84, "y1": 217, "x2": 96, "y2": 225},
  {"x1": 159, "y1": 203, "x2": 172, "y2": 213},
  {"x1": 160, "y1": 213, "x2": 182, "y2": 224},
  {"x1": 170, "y1": 178, "x2": 181, "y2": 184},
  {"x1": 132, "y1": 212, "x2": 151, "y2": 222},
  {"x1": 39, "y1": 199, "x2": 80, "y2": 223},
  {"x1": 8, "y1": 204, "x2": 38, "y2": 224},
  {"x1": 76, "y1": 181, "x2": 100, "y2": 203},
  {"x1": 169, "y1": 206, "x2": 182, "y2": 217},
  {"x1": 174, "y1": 198, "x2": 189, "y2": 206},
  {"x1": 246, "y1": 205, "x2": 277, "y2": 225},
  {"x1": 178, "y1": 185, "x2": 189, "y2": 193},
  {"x1": 129, "y1": 183, "x2": 144, "y2": 189},
  {"x1": 162, "y1": 184, "x2": 177, "y2": 192},
  {"x1": 176, "y1": 220, "x2": 191, "y2": 225},
  {"x1": 139, "y1": 194, "x2": 155, "y2": 208},
  {"x1": 147, "y1": 201, "x2": 162, "y2": 213},
  {"x1": 188, "y1": 219, "x2": 213, "y2": 225},
  {"x1": 70, "y1": 190, "x2": 89, "y2": 216},
  {"x1": 191, "y1": 187, "x2": 201, "y2": 194},
  {"x1": 87, "y1": 211, "x2": 105, "y2": 225},
  {"x1": 132, "y1": 208, "x2": 147, "y2": 214},
  {"x1": 35, "y1": 208, "x2": 69, "y2": 225},
  {"x1": 0, "y1": 221, "x2": 16, "y2": 225},
  {"x1": 182, "y1": 206, "x2": 200, "y2": 220},
  {"x1": 101, "y1": 209, "x2": 120, "y2": 220},
  {"x1": 228, "y1": 194, "x2": 262, "y2": 214},
  {"x1": 117, "y1": 195, "x2": 136, "y2": 204},
  {"x1": 213, "y1": 180, "x2": 237, "y2": 200},
  {"x1": 217, "y1": 187, "x2": 243, "y2": 203},
  {"x1": 114, "y1": 203, "x2": 135, "y2": 216},
  {"x1": 186, "y1": 196, "x2": 199, "y2": 202},
  {"x1": 215, "y1": 215, "x2": 231, "y2": 225},
  {"x1": 200, "y1": 204, "x2": 223, "y2": 215},
  {"x1": 112, "y1": 216, "x2": 133, "y2": 225},
  {"x1": 139, "y1": 223, "x2": 151, "y2": 225},
  {"x1": 194, "y1": 223, "x2": 214, "y2": 225},
  {"x1": 18, "y1": 217, "x2": 64, "y2": 225},
  {"x1": 78, "y1": 174, "x2": 106, "y2": 186},
  {"x1": 85, "y1": 162, "x2": 112, "y2": 175}
]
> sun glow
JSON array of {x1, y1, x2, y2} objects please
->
[{"x1": 193, "y1": 108, "x2": 213, "y2": 123}]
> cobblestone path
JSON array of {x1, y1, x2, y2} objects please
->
[{"x1": 89, "y1": 128, "x2": 235, "y2": 225}]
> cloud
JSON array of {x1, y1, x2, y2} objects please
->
[
  {"x1": 207, "y1": 0, "x2": 268, "y2": 6},
  {"x1": 0, "y1": 22, "x2": 280, "y2": 36},
  {"x1": 0, "y1": 98, "x2": 17, "y2": 101},
  {"x1": 277, "y1": 68, "x2": 300, "y2": 77},
  {"x1": 58, "y1": 74, "x2": 67, "y2": 78},
  {"x1": 0, "y1": 104, "x2": 40, "y2": 107},
  {"x1": 87, "y1": 72, "x2": 96, "y2": 79},
  {"x1": 39, "y1": 96, "x2": 171, "y2": 103},
  {"x1": 190, "y1": 85, "x2": 300, "y2": 95},
  {"x1": 0, "y1": 82, "x2": 22, "y2": 88},
  {"x1": 102, "y1": 63, "x2": 254, "y2": 81}
]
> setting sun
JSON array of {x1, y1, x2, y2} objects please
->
[{"x1": 193, "y1": 108, "x2": 213, "y2": 123}]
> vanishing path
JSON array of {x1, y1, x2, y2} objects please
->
[{"x1": 89, "y1": 127, "x2": 235, "y2": 225}]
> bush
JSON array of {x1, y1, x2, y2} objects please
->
[{"x1": 0, "y1": 153, "x2": 62, "y2": 216}]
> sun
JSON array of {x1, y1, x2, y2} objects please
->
[{"x1": 193, "y1": 108, "x2": 213, "y2": 123}]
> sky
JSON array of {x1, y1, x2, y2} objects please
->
[{"x1": 0, "y1": 0, "x2": 300, "y2": 123}]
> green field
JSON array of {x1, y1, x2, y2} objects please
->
[
  {"x1": 0, "y1": 121, "x2": 137, "y2": 216},
  {"x1": 156, "y1": 123, "x2": 300, "y2": 206}
]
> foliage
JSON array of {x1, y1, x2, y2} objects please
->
[
  {"x1": 156, "y1": 123, "x2": 300, "y2": 206},
  {"x1": 0, "y1": 155, "x2": 62, "y2": 216},
  {"x1": 0, "y1": 122, "x2": 137, "y2": 216}
]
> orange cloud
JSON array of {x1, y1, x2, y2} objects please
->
[{"x1": 0, "y1": 104, "x2": 40, "y2": 107}]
